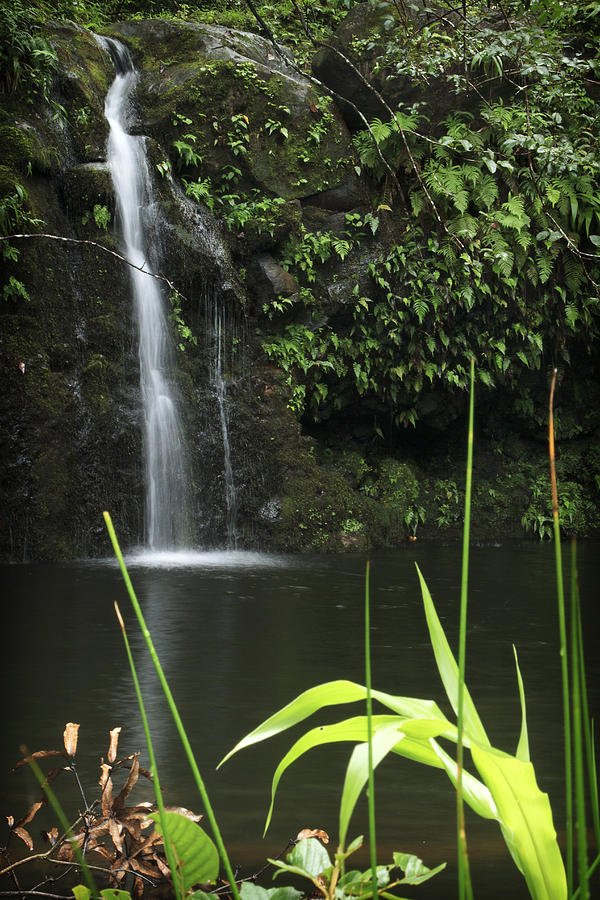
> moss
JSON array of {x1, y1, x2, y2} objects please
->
[{"x1": 0, "y1": 125, "x2": 56, "y2": 176}]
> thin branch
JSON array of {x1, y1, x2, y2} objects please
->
[{"x1": 0, "y1": 233, "x2": 183, "y2": 298}]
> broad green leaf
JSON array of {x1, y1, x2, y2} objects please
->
[
  {"x1": 220, "y1": 680, "x2": 450, "y2": 767},
  {"x1": 470, "y1": 744, "x2": 567, "y2": 900},
  {"x1": 513, "y1": 646, "x2": 530, "y2": 762},
  {"x1": 428, "y1": 738, "x2": 498, "y2": 820},
  {"x1": 241, "y1": 884, "x2": 302, "y2": 900},
  {"x1": 72, "y1": 888, "x2": 91, "y2": 900},
  {"x1": 270, "y1": 837, "x2": 331, "y2": 882},
  {"x1": 339, "y1": 722, "x2": 406, "y2": 849},
  {"x1": 151, "y1": 812, "x2": 219, "y2": 891},
  {"x1": 263, "y1": 716, "x2": 456, "y2": 833},
  {"x1": 101, "y1": 892, "x2": 135, "y2": 900},
  {"x1": 416, "y1": 566, "x2": 490, "y2": 747},
  {"x1": 393, "y1": 852, "x2": 446, "y2": 885}
]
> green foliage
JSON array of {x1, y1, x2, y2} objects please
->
[
  {"x1": 1, "y1": 182, "x2": 42, "y2": 302},
  {"x1": 521, "y1": 476, "x2": 599, "y2": 539},
  {"x1": 265, "y1": 836, "x2": 444, "y2": 899},
  {"x1": 260, "y1": 1, "x2": 600, "y2": 428},
  {"x1": 0, "y1": 2, "x2": 57, "y2": 101},
  {"x1": 82, "y1": 204, "x2": 111, "y2": 230},
  {"x1": 168, "y1": 292, "x2": 197, "y2": 352}
]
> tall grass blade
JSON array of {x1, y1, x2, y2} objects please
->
[
  {"x1": 570, "y1": 543, "x2": 588, "y2": 899},
  {"x1": 548, "y1": 369, "x2": 572, "y2": 894},
  {"x1": 364, "y1": 560, "x2": 378, "y2": 900},
  {"x1": 457, "y1": 356, "x2": 475, "y2": 900},
  {"x1": 25, "y1": 752, "x2": 96, "y2": 896},
  {"x1": 103, "y1": 512, "x2": 241, "y2": 900},
  {"x1": 113, "y1": 601, "x2": 182, "y2": 900}
]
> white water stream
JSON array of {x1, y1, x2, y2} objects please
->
[{"x1": 100, "y1": 38, "x2": 189, "y2": 549}]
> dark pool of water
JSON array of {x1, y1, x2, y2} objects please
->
[{"x1": 2, "y1": 542, "x2": 599, "y2": 898}]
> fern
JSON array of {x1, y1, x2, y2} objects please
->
[
  {"x1": 412, "y1": 297, "x2": 428, "y2": 322},
  {"x1": 536, "y1": 249, "x2": 554, "y2": 283}
]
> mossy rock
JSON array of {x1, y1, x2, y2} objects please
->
[{"x1": 0, "y1": 124, "x2": 57, "y2": 176}]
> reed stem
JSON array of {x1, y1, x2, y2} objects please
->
[
  {"x1": 457, "y1": 357, "x2": 474, "y2": 900},
  {"x1": 113, "y1": 601, "x2": 183, "y2": 900},
  {"x1": 103, "y1": 512, "x2": 242, "y2": 900},
  {"x1": 548, "y1": 370, "x2": 573, "y2": 894},
  {"x1": 364, "y1": 560, "x2": 378, "y2": 900}
]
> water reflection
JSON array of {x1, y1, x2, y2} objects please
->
[{"x1": 2, "y1": 544, "x2": 599, "y2": 899}]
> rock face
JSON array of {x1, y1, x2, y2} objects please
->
[
  {"x1": 1, "y1": 16, "x2": 598, "y2": 559},
  {"x1": 0, "y1": 18, "x2": 371, "y2": 559}
]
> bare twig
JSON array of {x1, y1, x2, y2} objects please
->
[{"x1": 0, "y1": 233, "x2": 183, "y2": 297}]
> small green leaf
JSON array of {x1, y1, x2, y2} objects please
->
[
  {"x1": 393, "y1": 852, "x2": 447, "y2": 885},
  {"x1": 270, "y1": 837, "x2": 331, "y2": 883},
  {"x1": 100, "y1": 891, "x2": 135, "y2": 900},
  {"x1": 72, "y1": 887, "x2": 91, "y2": 900}
]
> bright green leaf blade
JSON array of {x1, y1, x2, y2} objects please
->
[
  {"x1": 263, "y1": 715, "x2": 452, "y2": 834},
  {"x1": 513, "y1": 646, "x2": 530, "y2": 762},
  {"x1": 220, "y1": 680, "x2": 451, "y2": 768},
  {"x1": 393, "y1": 852, "x2": 447, "y2": 885},
  {"x1": 151, "y1": 812, "x2": 219, "y2": 891},
  {"x1": 339, "y1": 723, "x2": 404, "y2": 850},
  {"x1": 470, "y1": 744, "x2": 567, "y2": 900},
  {"x1": 416, "y1": 566, "x2": 490, "y2": 747},
  {"x1": 264, "y1": 715, "x2": 401, "y2": 834},
  {"x1": 429, "y1": 738, "x2": 498, "y2": 820}
]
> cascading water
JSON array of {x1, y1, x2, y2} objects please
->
[
  {"x1": 99, "y1": 38, "x2": 190, "y2": 550},
  {"x1": 211, "y1": 302, "x2": 238, "y2": 548}
]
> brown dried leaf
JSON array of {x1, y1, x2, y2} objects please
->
[
  {"x1": 57, "y1": 842, "x2": 74, "y2": 861},
  {"x1": 16, "y1": 800, "x2": 44, "y2": 828},
  {"x1": 13, "y1": 826, "x2": 33, "y2": 850},
  {"x1": 63, "y1": 723, "x2": 80, "y2": 757},
  {"x1": 132, "y1": 875, "x2": 144, "y2": 898},
  {"x1": 13, "y1": 750, "x2": 65, "y2": 770},
  {"x1": 130, "y1": 856, "x2": 162, "y2": 879},
  {"x1": 113, "y1": 755, "x2": 139, "y2": 811},
  {"x1": 130, "y1": 829, "x2": 161, "y2": 859},
  {"x1": 99, "y1": 763, "x2": 114, "y2": 817},
  {"x1": 93, "y1": 844, "x2": 114, "y2": 863},
  {"x1": 109, "y1": 818, "x2": 124, "y2": 854},
  {"x1": 43, "y1": 827, "x2": 59, "y2": 847},
  {"x1": 110, "y1": 857, "x2": 130, "y2": 883},
  {"x1": 43, "y1": 767, "x2": 67, "y2": 788},
  {"x1": 163, "y1": 806, "x2": 202, "y2": 823},
  {"x1": 7, "y1": 815, "x2": 14, "y2": 828},
  {"x1": 123, "y1": 817, "x2": 142, "y2": 843},
  {"x1": 107, "y1": 727, "x2": 122, "y2": 764},
  {"x1": 153, "y1": 853, "x2": 171, "y2": 878},
  {"x1": 296, "y1": 828, "x2": 330, "y2": 845}
]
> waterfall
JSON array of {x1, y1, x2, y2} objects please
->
[
  {"x1": 211, "y1": 302, "x2": 238, "y2": 548},
  {"x1": 100, "y1": 38, "x2": 190, "y2": 550}
]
